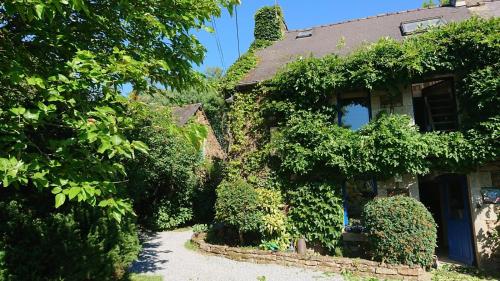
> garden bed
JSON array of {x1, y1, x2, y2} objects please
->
[{"x1": 191, "y1": 233, "x2": 430, "y2": 281}]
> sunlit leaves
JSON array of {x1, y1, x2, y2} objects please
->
[{"x1": 272, "y1": 111, "x2": 499, "y2": 181}]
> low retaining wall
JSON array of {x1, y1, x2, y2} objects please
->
[{"x1": 191, "y1": 233, "x2": 430, "y2": 281}]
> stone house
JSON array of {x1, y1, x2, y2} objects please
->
[
  {"x1": 172, "y1": 103, "x2": 226, "y2": 161},
  {"x1": 236, "y1": 1, "x2": 499, "y2": 269}
]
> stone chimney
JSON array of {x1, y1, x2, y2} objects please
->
[{"x1": 254, "y1": 5, "x2": 287, "y2": 42}]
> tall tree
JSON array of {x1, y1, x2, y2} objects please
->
[{"x1": 0, "y1": 0, "x2": 239, "y2": 220}]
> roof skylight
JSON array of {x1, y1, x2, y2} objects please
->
[
  {"x1": 400, "y1": 17, "x2": 446, "y2": 35},
  {"x1": 296, "y1": 29, "x2": 313, "y2": 39}
]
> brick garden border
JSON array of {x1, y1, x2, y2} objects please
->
[{"x1": 191, "y1": 233, "x2": 430, "y2": 281}]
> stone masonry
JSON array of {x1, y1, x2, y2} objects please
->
[{"x1": 191, "y1": 233, "x2": 430, "y2": 281}]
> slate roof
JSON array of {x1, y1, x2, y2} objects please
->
[
  {"x1": 238, "y1": 6, "x2": 472, "y2": 86},
  {"x1": 171, "y1": 103, "x2": 202, "y2": 126}
]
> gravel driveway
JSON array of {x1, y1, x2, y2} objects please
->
[{"x1": 130, "y1": 230, "x2": 344, "y2": 281}]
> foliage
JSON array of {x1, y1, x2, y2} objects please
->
[
  {"x1": 362, "y1": 196, "x2": 437, "y2": 267},
  {"x1": 183, "y1": 240, "x2": 199, "y2": 251},
  {"x1": 422, "y1": 0, "x2": 436, "y2": 8},
  {"x1": 267, "y1": 18, "x2": 500, "y2": 180},
  {"x1": 225, "y1": 91, "x2": 268, "y2": 180},
  {"x1": 271, "y1": 111, "x2": 451, "y2": 180},
  {"x1": 0, "y1": 198, "x2": 139, "y2": 281},
  {"x1": 256, "y1": 188, "x2": 290, "y2": 250},
  {"x1": 214, "y1": 179, "x2": 262, "y2": 241},
  {"x1": 0, "y1": 249, "x2": 6, "y2": 281},
  {"x1": 287, "y1": 182, "x2": 344, "y2": 254},
  {"x1": 192, "y1": 224, "x2": 209, "y2": 234},
  {"x1": 219, "y1": 39, "x2": 274, "y2": 93},
  {"x1": 457, "y1": 65, "x2": 500, "y2": 127},
  {"x1": 125, "y1": 102, "x2": 203, "y2": 230},
  {"x1": 151, "y1": 200, "x2": 194, "y2": 230},
  {"x1": 134, "y1": 68, "x2": 227, "y2": 145},
  {"x1": 254, "y1": 6, "x2": 285, "y2": 41},
  {"x1": 0, "y1": 50, "x2": 145, "y2": 221},
  {"x1": 1, "y1": 0, "x2": 239, "y2": 221}
]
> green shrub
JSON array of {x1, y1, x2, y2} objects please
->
[
  {"x1": 0, "y1": 248, "x2": 7, "y2": 281},
  {"x1": 151, "y1": 199, "x2": 193, "y2": 230},
  {"x1": 0, "y1": 199, "x2": 140, "y2": 281},
  {"x1": 287, "y1": 182, "x2": 344, "y2": 254},
  {"x1": 362, "y1": 195, "x2": 437, "y2": 267},
  {"x1": 256, "y1": 188, "x2": 290, "y2": 250},
  {"x1": 192, "y1": 224, "x2": 209, "y2": 234},
  {"x1": 126, "y1": 103, "x2": 202, "y2": 230},
  {"x1": 215, "y1": 179, "x2": 262, "y2": 243}
]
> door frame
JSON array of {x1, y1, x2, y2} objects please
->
[{"x1": 440, "y1": 174, "x2": 476, "y2": 265}]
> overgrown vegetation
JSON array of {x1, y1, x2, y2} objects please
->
[
  {"x1": 254, "y1": 6, "x2": 286, "y2": 41},
  {"x1": 363, "y1": 196, "x2": 437, "y2": 267},
  {"x1": 125, "y1": 102, "x2": 208, "y2": 230},
  {"x1": 0, "y1": 199, "x2": 140, "y2": 280},
  {"x1": 287, "y1": 182, "x2": 344, "y2": 255},
  {"x1": 0, "y1": 0, "x2": 238, "y2": 279},
  {"x1": 214, "y1": 16, "x2": 499, "y2": 266}
]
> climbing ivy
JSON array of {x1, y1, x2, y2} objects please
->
[
  {"x1": 262, "y1": 17, "x2": 500, "y2": 180},
  {"x1": 254, "y1": 6, "x2": 285, "y2": 41},
  {"x1": 219, "y1": 16, "x2": 499, "y2": 255},
  {"x1": 220, "y1": 40, "x2": 274, "y2": 93}
]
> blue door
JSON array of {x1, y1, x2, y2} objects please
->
[{"x1": 441, "y1": 175, "x2": 475, "y2": 265}]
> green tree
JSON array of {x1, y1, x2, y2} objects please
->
[
  {"x1": 422, "y1": 0, "x2": 436, "y2": 8},
  {"x1": 0, "y1": 0, "x2": 239, "y2": 222},
  {"x1": 125, "y1": 102, "x2": 205, "y2": 230},
  {"x1": 0, "y1": 0, "x2": 238, "y2": 279}
]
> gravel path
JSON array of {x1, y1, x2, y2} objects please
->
[{"x1": 130, "y1": 230, "x2": 344, "y2": 281}]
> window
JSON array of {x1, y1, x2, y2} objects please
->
[
  {"x1": 296, "y1": 29, "x2": 313, "y2": 39},
  {"x1": 401, "y1": 17, "x2": 446, "y2": 36},
  {"x1": 338, "y1": 96, "x2": 370, "y2": 131},
  {"x1": 337, "y1": 93, "x2": 376, "y2": 231},
  {"x1": 344, "y1": 180, "x2": 377, "y2": 231}
]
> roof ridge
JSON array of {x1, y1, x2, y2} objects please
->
[{"x1": 287, "y1": 6, "x2": 454, "y2": 33}]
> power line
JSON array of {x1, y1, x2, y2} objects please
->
[
  {"x1": 211, "y1": 16, "x2": 225, "y2": 70},
  {"x1": 235, "y1": 6, "x2": 241, "y2": 58}
]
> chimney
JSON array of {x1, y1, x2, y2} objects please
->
[{"x1": 254, "y1": 5, "x2": 287, "y2": 42}]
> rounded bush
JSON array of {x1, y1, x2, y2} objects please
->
[
  {"x1": 362, "y1": 195, "x2": 437, "y2": 267},
  {"x1": 215, "y1": 179, "x2": 262, "y2": 239}
]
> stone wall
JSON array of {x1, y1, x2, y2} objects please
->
[
  {"x1": 377, "y1": 174, "x2": 420, "y2": 200},
  {"x1": 468, "y1": 164, "x2": 500, "y2": 271},
  {"x1": 194, "y1": 109, "x2": 226, "y2": 160},
  {"x1": 192, "y1": 233, "x2": 430, "y2": 281},
  {"x1": 371, "y1": 85, "x2": 415, "y2": 122}
]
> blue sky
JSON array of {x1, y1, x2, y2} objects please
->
[{"x1": 195, "y1": 0, "x2": 424, "y2": 73}]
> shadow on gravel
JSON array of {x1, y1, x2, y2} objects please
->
[{"x1": 129, "y1": 232, "x2": 171, "y2": 273}]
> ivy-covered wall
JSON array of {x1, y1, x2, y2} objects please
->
[
  {"x1": 218, "y1": 16, "x2": 499, "y2": 257},
  {"x1": 254, "y1": 6, "x2": 286, "y2": 42}
]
